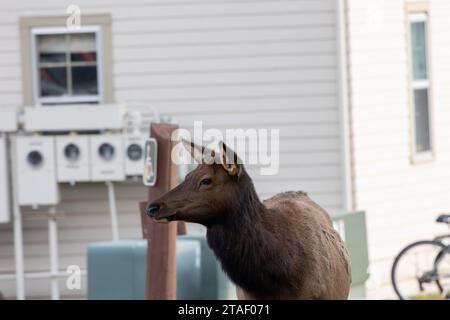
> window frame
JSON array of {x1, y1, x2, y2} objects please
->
[
  {"x1": 20, "y1": 15, "x2": 114, "y2": 106},
  {"x1": 406, "y1": 5, "x2": 435, "y2": 164},
  {"x1": 31, "y1": 25, "x2": 104, "y2": 105}
]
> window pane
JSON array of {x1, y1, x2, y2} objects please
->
[
  {"x1": 37, "y1": 34, "x2": 67, "y2": 63},
  {"x1": 39, "y1": 67, "x2": 68, "y2": 97},
  {"x1": 40, "y1": 53, "x2": 66, "y2": 63},
  {"x1": 414, "y1": 88, "x2": 431, "y2": 153},
  {"x1": 411, "y1": 21, "x2": 428, "y2": 80},
  {"x1": 70, "y1": 33, "x2": 97, "y2": 62},
  {"x1": 72, "y1": 66, "x2": 98, "y2": 95},
  {"x1": 71, "y1": 52, "x2": 97, "y2": 62}
]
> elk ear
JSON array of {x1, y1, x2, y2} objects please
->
[
  {"x1": 181, "y1": 138, "x2": 215, "y2": 164},
  {"x1": 219, "y1": 141, "x2": 242, "y2": 177}
]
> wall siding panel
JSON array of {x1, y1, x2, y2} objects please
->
[
  {"x1": 0, "y1": 0, "x2": 342, "y2": 299},
  {"x1": 347, "y1": 0, "x2": 450, "y2": 299}
]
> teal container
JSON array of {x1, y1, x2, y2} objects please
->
[
  {"x1": 179, "y1": 235, "x2": 236, "y2": 299},
  {"x1": 87, "y1": 240, "x2": 147, "y2": 300},
  {"x1": 87, "y1": 235, "x2": 236, "y2": 300}
]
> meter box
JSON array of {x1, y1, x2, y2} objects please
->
[
  {"x1": 89, "y1": 134, "x2": 125, "y2": 182},
  {"x1": 143, "y1": 138, "x2": 157, "y2": 187},
  {"x1": 124, "y1": 134, "x2": 146, "y2": 177},
  {"x1": 23, "y1": 104, "x2": 126, "y2": 132},
  {"x1": 0, "y1": 134, "x2": 10, "y2": 223},
  {"x1": 56, "y1": 135, "x2": 90, "y2": 183},
  {"x1": 16, "y1": 135, "x2": 59, "y2": 206},
  {"x1": 0, "y1": 107, "x2": 17, "y2": 132}
]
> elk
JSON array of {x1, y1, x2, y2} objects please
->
[{"x1": 147, "y1": 140, "x2": 351, "y2": 299}]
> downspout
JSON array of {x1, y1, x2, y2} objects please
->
[
  {"x1": 10, "y1": 134, "x2": 26, "y2": 299},
  {"x1": 336, "y1": 0, "x2": 355, "y2": 212}
]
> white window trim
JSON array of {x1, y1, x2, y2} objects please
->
[
  {"x1": 409, "y1": 13, "x2": 427, "y2": 23},
  {"x1": 411, "y1": 79, "x2": 429, "y2": 90},
  {"x1": 408, "y1": 13, "x2": 433, "y2": 160},
  {"x1": 30, "y1": 25, "x2": 104, "y2": 105}
]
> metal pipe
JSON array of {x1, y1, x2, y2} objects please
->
[
  {"x1": 106, "y1": 181, "x2": 119, "y2": 241},
  {"x1": 48, "y1": 207, "x2": 60, "y2": 300},
  {"x1": 0, "y1": 270, "x2": 87, "y2": 281},
  {"x1": 12, "y1": 196, "x2": 25, "y2": 300},
  {"x1": 10, "y1": 134, "x2": 25, "y2": 300}
]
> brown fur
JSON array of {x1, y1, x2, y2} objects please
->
[{"x1": 147, "y1": 141, "x2": 352, "y2": 299}]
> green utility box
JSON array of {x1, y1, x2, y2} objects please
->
[{"x1": 332, "y1": 211, "x2": 370, "y2": 299}]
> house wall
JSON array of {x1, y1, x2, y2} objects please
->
[
  {"x1": 346, "y1": 0, "x2": 450, "y2": 299},
  {"x1": 0, "y1": 0, "x2": 343, "y2": 299}
]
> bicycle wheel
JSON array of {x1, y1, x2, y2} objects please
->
[
  {"x1": 434, "y1": 245, "x2": 450, "y2": 298},
  {"x1": 391, "y1": 240, "x2": 446, "y2": 300}
]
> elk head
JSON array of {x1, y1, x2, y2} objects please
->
[{"x1": 146, "y1": 140, "x2": 245, "y2": 226}]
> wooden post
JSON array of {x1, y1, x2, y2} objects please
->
[{"x1": 140, "y1": 123, "x2": 186, "y2": 300}]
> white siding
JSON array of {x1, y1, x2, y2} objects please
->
[
  {"x1": 0, "y1": 0, "x2": 342, "y2": 299},
  {"x1": 0, "y1": 183, "x2": 146, "y2": 299},
  {"x1": 347, "y1": 0, "x2": 450, "y2": 299}
]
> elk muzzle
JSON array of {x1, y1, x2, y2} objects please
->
[{"x1": 146, "y1": 201, "x2": 177, "y2": 223}]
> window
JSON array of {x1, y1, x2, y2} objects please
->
[
  {"x1": 408, "y1": 13, "x2": 433, "y2": 159},
  {"x1": 20, "y1": 15, "x2": 113, "y2": 105},
  {"x1": 31, "y1": 27, "x2": 103, "y2": 105}
]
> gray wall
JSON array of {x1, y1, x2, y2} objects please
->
[{"x1": 0, "y1": 0, "x2": 343, "y2": 299}]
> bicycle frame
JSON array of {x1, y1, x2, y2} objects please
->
[{"x1": 434, "y1": 234, "x2": 450, "y2": 242}]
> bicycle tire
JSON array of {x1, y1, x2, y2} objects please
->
[
  {"x1": 433, "y1": 245, "x2": 450, "y2": 297},
  {"x1": 391, "y1": 240, "x2": 446, "y2": 300}
]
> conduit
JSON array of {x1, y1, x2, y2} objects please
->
[
  {"x1": 12, "y1": 195, "x2": 25, "y2": 300},
  {"x1": 48, "y1": 206, "x2": 60, "y2": 300},
  {"x1": 106, "y1": 181, "x2": 119, "y2": 241},
  {"x1": 10, "y1": 134, "x2": 25, "y2": 300}
]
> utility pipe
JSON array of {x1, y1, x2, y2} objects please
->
[
  {"x1": 48, "y1": 206, "x2": 60, "y2": 300},
  {"x1": 106, "y1": 181, "x2": 119, "y2": 241},
  {"x1": 10, "y1": 134, "x2": 25, "y2": 300}
]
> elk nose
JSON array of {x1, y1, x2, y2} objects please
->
[{"x1": 146, "y1": 203, "x2": 160, "y2": 218}]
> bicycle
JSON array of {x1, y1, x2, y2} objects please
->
[{"x1": 391, "y1": 214, "x2": 450, "y2": 300}]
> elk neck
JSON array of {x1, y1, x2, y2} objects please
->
[{"x1": 206, "y1": 173, "x2": 286, "y2": 296}]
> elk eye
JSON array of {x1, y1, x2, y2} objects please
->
[{"x1": 200, "y1": 178, "x2": 212, "y2": 186}]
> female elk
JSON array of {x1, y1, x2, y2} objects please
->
[{"x1": 147, "y1": 140, "x2": 351, "y2": 299}]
